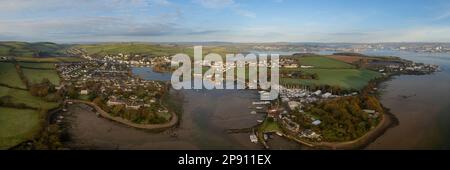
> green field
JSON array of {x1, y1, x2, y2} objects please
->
[
  {"x1": 280, "y1": 55, "x2": 381, "y2": 90},
  {"x1": 0, "y1": 107, "x2": 41, "y2": 149},
  {"x1": 14, "y1": 57, "x2": 83, "y2": 63},
  {"x1": 22, "y1": 68, "x2": 60, "y2": 86},
  {"x1": 77, "y1": 43, "x2": 186, "y2": 56},
  {"x1": 296, "y1": 56, "x2": 356, "y2": 69},
  {"x1": 0, "y1": 62, "x2": 59, "y2": 149},
  {"x1": 0, "y1": 62, "x2": 26, "y2": 89},
  {"x1": 19, "y1": 62, "x2": 56, "y2": 69},
  {"x1": 0, "y1": 86, "x2": 59, "y2": 110},
  {"x1": 0, "y1": 41, "x2": 68, "y2": 57},
  {"x1": 76, "y1": 43, "x2": 240, "y2": 57},
  {"x1": 281, "y1": 69, "x2": 381, "y2": 90}
]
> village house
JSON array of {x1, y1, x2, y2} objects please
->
[
  {"x1": 299, "y1": 129, "x2": 321, "y2": 140},
  {"x1": 287, "y1": 101, "x2": 301, "y2": 111},
  {"x1": 300, "y1": 65, "x2": 314, "y2": 69},
  {"x1": 283, "y1": 63, "x2": 298, "y2": 68},
  {"x1": 80, "y1": 90, "x2": 89, "y2": 95}
]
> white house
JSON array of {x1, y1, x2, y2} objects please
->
[
  {"x1": 300, "y1": 65, "x2": 314, "y2": 69},
  {"x1": 313, "y1": 90, "x2": 322, "y2": 96},
  {"x1": 250, "y1": 134, "x2": 258, "y2": 143},
  {"x1": 80, "y1": 90, "x2": 88, "y2": 95},
  {"x1": 322, "y1": 92, "x2": 332, "y2": 99},
  {"x1": 284, "y1": 63, "x2": 299, "y2": 68},
  {"x1": 288, "y1": 101, "x2": 301, "y2": 110},
  {"x1": 312, "y1": 120, "x2": 322, "y2": 126}
]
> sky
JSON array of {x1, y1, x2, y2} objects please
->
[{"x1": 1, "y1": 0, "x2": 450, "y2": 43}]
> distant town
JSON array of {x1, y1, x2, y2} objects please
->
[{"x1": 244, "y1": 42, "x2": 450, "y2": 54}]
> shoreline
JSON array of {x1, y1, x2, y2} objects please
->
[
  {"x1": 314, "y1": 108, "x2": 398, "y2": 150},
  {"x1": 315, "y1": 75, "x2": 401, "y2": 150},
  {"x1": 279, "y1": 75, "x2": 405, "y2": 150},
  {"x1": 65, "y1": 100, "x2": 179, "y2": 131},
  {"x1": 277, "y1": 107, "x2": 398, "y2": 150}
]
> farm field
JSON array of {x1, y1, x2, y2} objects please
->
[
  {"x1": 0, "y1": 86, "x2": 59, "y2": 110},
  {"x1": 296, "y1": 56, "x2": 356, "y2": 69},
  {"x1": 280, "y1": 55, "x2": 381, "y2": 90},
  {"x1": 0, "y1": 62, "x2": 26, "y2": 89},
  {"x1": 326, "y1": 55, "x2": 369, "y2": 64},
  {"x1": 77, "y1": 43, "x2": 189, "y2": 56},
  {"x1": 0, "y1": 42, "x2": 68, "y2": 57},
  {"x1": 14, "y1": 57, "x2": 83, "y2": 63},
  {"x1": 19, "y1": 62, "x2": 56, "y2": 69},
  {"x1": 0, "y1": 62, "x2": 59, "y2": 149},
  {"x1": 76, "y1": 43, "x2": 240, "y2": 57},
  {"x1": 281, "y1": 68, "x2": 381, "y2": 90},
  {"x1": 0, "y1": 107, "x2": 41, "y2": 149},
  {"x1": 22, "y1": 68, "x2": 60, "y2": 86}
]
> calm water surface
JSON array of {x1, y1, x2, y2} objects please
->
[{"x1": 362, "y1": 50, "x2": 450, "y2": 149}]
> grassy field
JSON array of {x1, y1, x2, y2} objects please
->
[
  {"x1": 326, "y1": 55, "x2": 369, "y2": 64},
  {"x1": 0, "y1": 62, "x2": 26, "y2": 89},
  {"x1": 279, "y1": 55, "x2": 382, "y2": 90},
  {"x1": 0, "y1": 62, "x2": 59, "y2": 149},
  {"x1": 0, "y1": 107, "x2": 41, "y2": 149},
  {"x1": 22, "y1": 68, "x2": 61, "y2": 85},
  {"x1": 281, "y1": 69, "x2": 381, "y2": 90},
  {"x1": 76, "y1": 43, "x2": 240, "y2": 57},
  {"x1": 14, "y1": 57, "x2": 83, "y2": 63},
  {"x1": 77, "y1": 43, "x2": 188, "y2": 56},
  {"x1": 296, "y1": 56, "x2": 356, "y2": 69},
  {"x1": 0, "y1": 41, "x2": 68, "y2": 57},
  {"x1": 19, "y1": 62, "x2": 56, "y2": 69},
  {"x1": 0, "y1": 86, "x2": 59, "y2": 110}
]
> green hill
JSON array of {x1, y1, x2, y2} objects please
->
[
  {"x1": 74, "y1": 43, "x2": 240, "y2": 57},
  {"x1": 0, "y1": 42, "x2": 70, "y2": 57}
]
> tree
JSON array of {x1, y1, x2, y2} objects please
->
[
  {"x1": 111, "y1": 105, "x2": 125, "y2": 116},
  {"x1": 29, "y1": 79, "x2": 53, "y2": 97},
  {"x1": 364, "y1": 96, "x2": 383, "y2": 112},
  {"x1": 67, "y1": 86, "x2": 79, "y2": 99}
]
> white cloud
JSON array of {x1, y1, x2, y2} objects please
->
[
  {"x1": 0, "y1": 16, "x2": 179, "y2": 41},
  {"x1": 1, "y1": 0, "x2": 450, "y2": 42},
  {"x1": 0, "y1": 0, "x2": 172, "y2": 13},
  {"x1": 0, "y1": 0, "x2": 183, "y2": 41}
]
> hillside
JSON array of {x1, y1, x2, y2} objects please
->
[
  {"x1": 0, "y1": 42, "x2": 70, "y2": 57},
  {"x1": 73, "y1": 43, "x2": 240, "y2": 57}
]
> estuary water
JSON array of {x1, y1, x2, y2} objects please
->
[{"x1": 361, "y1": 50, "x2": 450, "y2": 149}]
